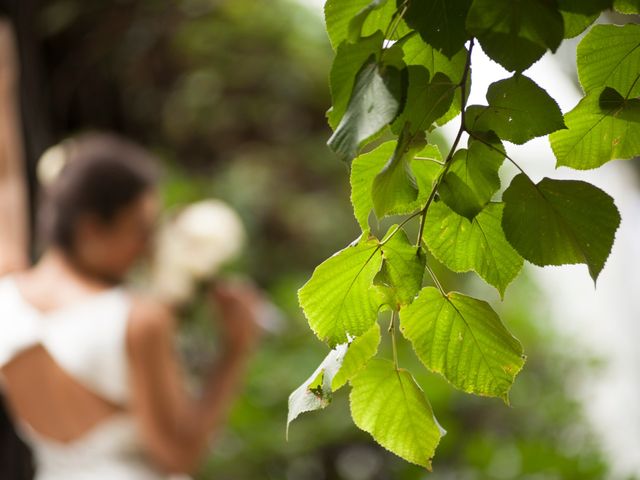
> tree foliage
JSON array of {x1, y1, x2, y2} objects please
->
[{"x1": 289, "y1": 0, "x2": 637, "y2": 469}]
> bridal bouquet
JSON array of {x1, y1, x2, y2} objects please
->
[{"x1": 151, "y1": 199, "x2": 283, "y2": 333}]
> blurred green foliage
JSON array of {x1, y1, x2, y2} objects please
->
[{"x1": 32, "y1": 0, "x2": 620, "y2": 478}]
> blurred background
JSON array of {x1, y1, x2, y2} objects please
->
[{"x1": 1, "y1": 0, "x2": 638, "y2": 478}]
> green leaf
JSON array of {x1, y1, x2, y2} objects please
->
[
  {"x1": 423, "y1": 202, "x2": 524, "y2": 297},
  {"x1": 577, "y1": 24, "x2": 640, "y2": 98},
  {"x1": 467, "y1": 75, "x2": 565, "y2": 144},
  {"x1": 439, "y1": 135, "x2": 505, "y2": 219},
  {"x1": 402, "y1": 0, "x2": 472, "y2": 58},
  {"x1": 350, "y1": 142, "x2": 442, "y2": 230},
  {"x1": 288, "y1": 322, "x2": 382, "y2": 436},
  {"x1": 502, "y1": 174, "x2": 621, "y2": 281},
  {"x1": 400, "y1": 287, "x2": 524, "y2": 400},
  {"x1": 332, "y1": 323, "x2": 382, "y2": 390},
  {"x1": 550, "y1": 87, "x2": 640, "y2": 170},
  {"x1": 298, "y1": 234, "x2": 383, "y2": 346},
  {"x1": 287, "y1": 343, "x2": 348, "y2": 438},
  {"x1": 349, "y1": 0, "x2": 388, "y2": 42},
  {"x1": 328, "y1": 33, "x2": 385, "y2": 130},
  {"x1": 372, "y1": 138, "x2": 420, "y2": 218},
  {"x1": 558, "y1": 0, "x2": 611, "y2": 38},
  {"x1": 350, "y1": 358, "x2": 443, "y2": 468},
  {"x1": 400, "y1": 34, "x2": 468, "y2": 125},
  {"x1": 326, "y1": 0, "x2": 374, "y2": 50},
  {"x1": 325, "y1": 0, "x2": 410, "y2": 50},
  {"x1": 328, "y1": 58, "x2": 403, "y2": 162},
  {"x1": 375, "y1": 226, "x2": 426, "y2": 308},
  {"x1": 412, "y1": 144, "x2": 444, "y2": 201},
  {"x1": 613, "y1": 0, "x2": 640, "y2": 13},
  {"x1": 392, "y1": 66, "x2": 456, "y2": 135},
  {"x1": 466, "y1": 0, "x2": 564, "y2": 72},
  {"x1": 351, "y1": 141, "x2": 397, "y2": 230}
]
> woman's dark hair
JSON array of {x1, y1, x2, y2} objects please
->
[{"x1": 38, "y1": 132, "x2": 160, "y2": 252}]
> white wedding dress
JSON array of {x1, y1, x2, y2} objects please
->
[{"x1": 0, "y1": 275, "x2": 189, "y2": 480}]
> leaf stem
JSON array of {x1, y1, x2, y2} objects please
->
[
  {"x1": 416, "y1": 39, "x2": 475, "y2": 248},
  {"x1": 390, "y1": 310, "x2": 399, "y2": 369},
  {"x1": 379, "y1": 209, "x2": 423, "y2": 246},
  {"x1": 380, "y1": 1, "x2": 409, "y2": 61},
  {"x1": 468, "y1": 131, "x2": 527, "y2": 176},
  {"x1": 425, "y1": 261, "x2": 446, "y2": 296}
]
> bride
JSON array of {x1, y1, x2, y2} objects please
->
[{"x1": 0, "y1": 21, "x2": 262, "y2": 480}]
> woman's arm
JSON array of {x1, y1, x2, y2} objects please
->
[
  {"x1": 126, "y1": 282, "x2": 261, "y2": 474},
  {"x1": 0, "y1": 19, "x2": 29, "y2": 275}
]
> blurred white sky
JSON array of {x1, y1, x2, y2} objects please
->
[{"x1": 296, "y1": 2, "x2": 640, "y2": 477}]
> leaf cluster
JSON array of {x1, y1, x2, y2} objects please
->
[{"x1": 289, "y1": 0, "x2": 638, "y2": 469}]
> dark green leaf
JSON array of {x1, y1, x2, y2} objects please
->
[
  {"x1": 613, "y1": 0, "x2": 640, "y2": 13},
  {"x1": 298, "y1": 234, "x2": 383, "y2": 346},
  {"x1": 466, "y1": 0, "x2": 564, "y2": 72},
  {"x1": 439, "y1": 135, "x2": 505, "y2": 219},
  {"x1": 400, "y1": 34, "x2": 468, "y2": 125},
  {"x1": 350, "y1": 359, "x2": 443, "y2": 468},
  {"x1": 558, "y1": 0, "x2": 611, "y2": 38},
  {"x1": 328, "y1": 33, "x2": 385, "y2": 130},
  {"x1": 402, "y1": 0, "x2": 472, "y2": 58},
  {"x1": 502, "y1": 174, "x2": 621, "y2": 281},
  {"x1": 550, "y1": 87, "x2": 640, "y2": 169},
  {"x1": 577, "y1": 24, "x2": 640, "y2": 98},
  {"x1": 328, "y1": 58, "x2": 403, "y2": 162},
  {"x1": 423, "y1": 202, "x2": 524, "y2": 296},
  {"x1": 467, "y1": 75, "x2": 565, "y2": 144},
  {"x1": 400, "y1": 287, "x2": 524, "y2": 400},
  {"x1": 392, "y1": 66, "x2": 456, "y2": 135}
]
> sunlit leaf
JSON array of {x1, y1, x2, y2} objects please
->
[
  {"x1": 351, "y1": 141, "x2": 396, "y2": 230},
  {"x1": 350, "y1": 142, "x2": 442, "y2": 230},
  {"x1": 577, "y1": 23, "x2": 640, "y2": 98},
  {"x1": 298, "y1": 234, "x2": 383, "y2": 346},
  {"x1": 372, "y1": 138, "x2": 420, "y2": 217},
  {"x1": 350, "y1": 358, "x2": 443, "y2": 468},
  {"x1": 550, "y1": 87, "x2": 640, "y2": 170},
  {"x1": 375, "y1": 226, "x2": 425, "y2": 308},
  {"x1": 325, "y1": 0, "x2": 410, "y2": 50},
  {"x1": 400, "y1": 287, "x2": 524, "y2": 400},
  {"x1": 332, "y1": 323, "x2": 382, "y2": 390},
  {"x1": 423, "y1": 202, "x2": 523, "y2": 296}
]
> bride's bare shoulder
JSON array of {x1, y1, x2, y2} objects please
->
[{"x1": 126, "y1": 294, "x2": 177, "y2": 347}]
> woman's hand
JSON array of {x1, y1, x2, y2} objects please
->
[{"x1": 209, "y1": 280, "x2": 263, "y2": 356}]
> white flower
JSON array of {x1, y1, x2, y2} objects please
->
[
  {"x1": 37, "y1": 143, "x2": 68, "y2": 186},
  {"x1": 151, "y1": 199, "x2": 246, "y2": 304}
]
